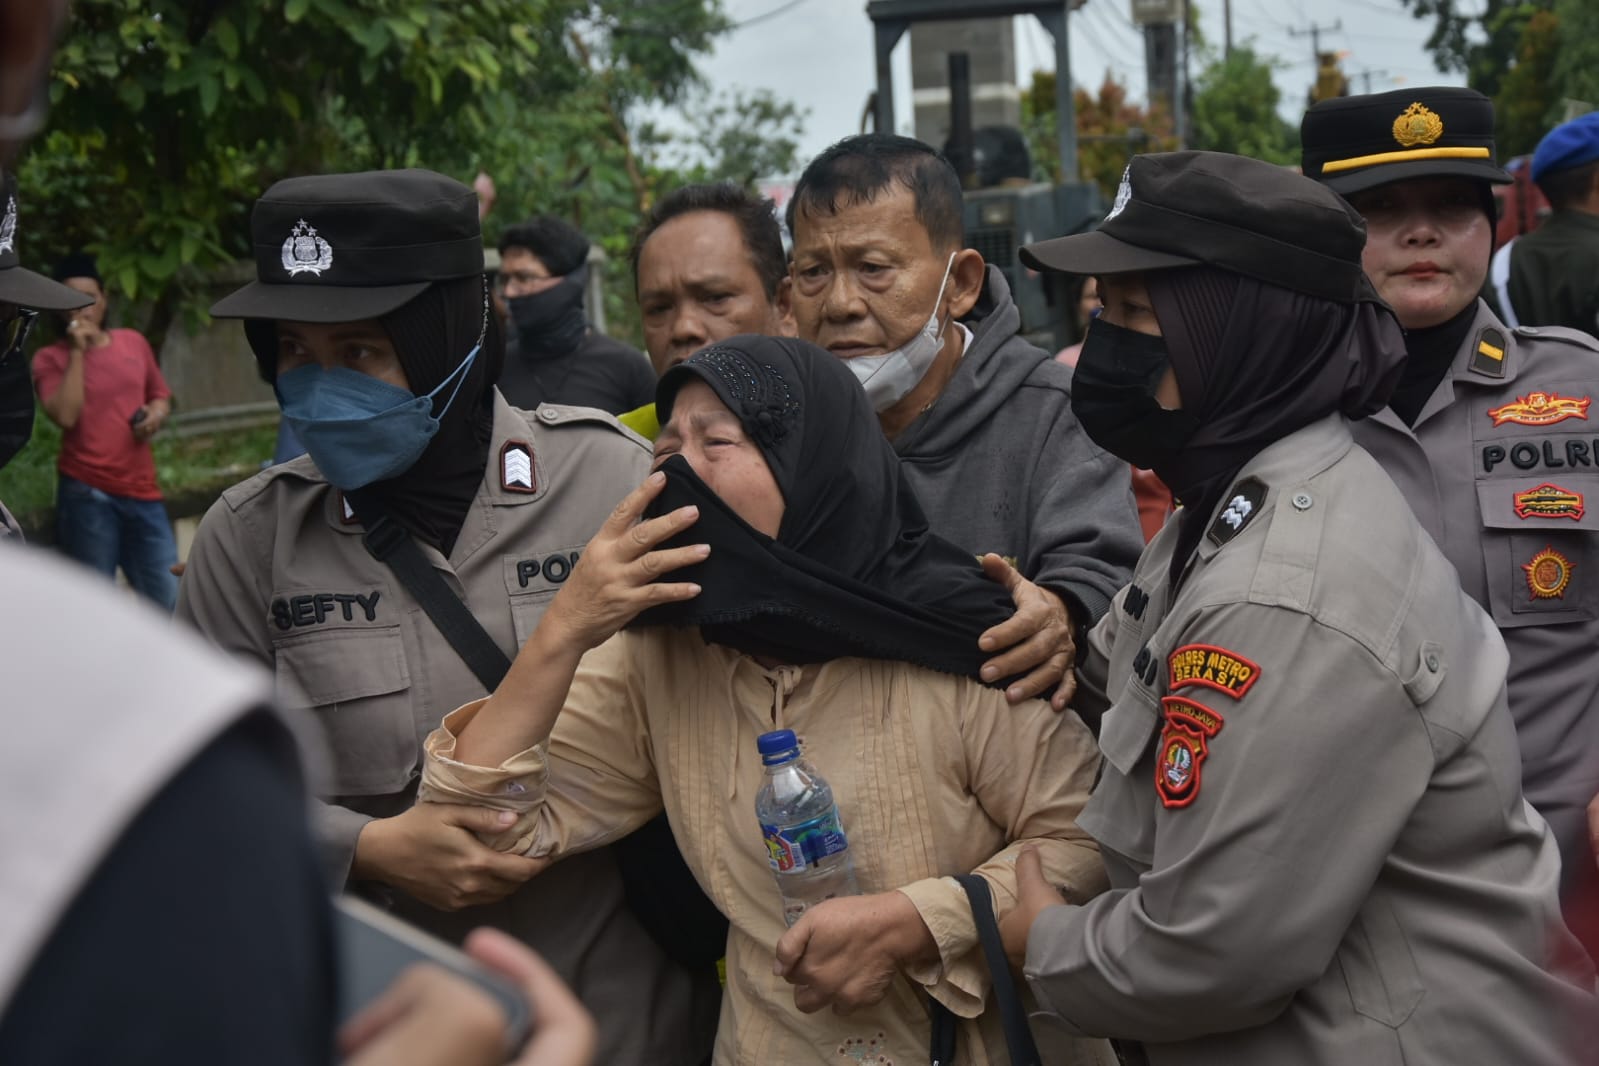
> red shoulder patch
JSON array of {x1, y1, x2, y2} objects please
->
[
  {"x1": 1167, "y1": 643, "x2": 1260, "y2": 699},
  {"x1": 1156, "y1": 696, "x2": 1225, "y2": 809}
]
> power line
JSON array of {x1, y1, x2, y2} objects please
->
[{"x1": 731, "y1": 0, "x2": 809, "y2": 30}]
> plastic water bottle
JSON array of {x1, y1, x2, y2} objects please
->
[{"x1": 755, "y1": 729, "x2": 860, "y2": 926}]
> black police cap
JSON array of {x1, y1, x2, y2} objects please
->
[
  {"x1": 0, "y1": 170, "x2": 93, "y2": 312},
  {"x1": 1020, "y1": 151, "x2": 1369, "y2": 302},
  {"x1": 212, "y1": 169, "x2": 484, "y2": 322},
  {"x1": 1301, "y1": 87, "x2": 1510, "y2": 195}
]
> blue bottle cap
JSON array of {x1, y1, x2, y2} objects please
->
[{"x1": 756, "y1": 729, "x2": 799, "y2": 760}]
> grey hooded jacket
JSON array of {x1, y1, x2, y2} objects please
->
[{"x1": 893, "y1": 266, "x2": 1142, "y2": 626}]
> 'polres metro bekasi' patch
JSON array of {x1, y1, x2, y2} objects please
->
[{"x1": 1168, "y1": 643, "x2": 1260, "y2": 699}]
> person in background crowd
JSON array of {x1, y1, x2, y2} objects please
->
[
  {"x1": 495, "y1": 215, "x2": 653, "y2": 415},
  {"x1": 1006, "y1": 148, "x2": 1599, "y2": 1066},
  {"x1": 787, "y1": 133, "x2": 1142, "y2": 713},
  {"x1": 622, "y1": 182, "x2": 795, "y2": 438},
  {"x1": 1302, "y1": 86, "x2": 1599, "y2": 960},
  {"x1": 31, "y1": 251, "x2": 179, "y2": 609},
  {"x1": 180, "y1": 168, "x2": 718, "y2": 1065},
  {"x1": 0, "y1": 4, "x2": 595, "y2": 1064},
  {"x1": 1495, "y1": 111, "x2": 1599, "y2": 334},
  {"x1": 417, "y1": 334, "x2": 1116, "y2": 1066},
  {"x1": 0, "y1": 170, "x2": 90, "y2": 537},
  {"x1": 1054, "y1": 275, "x2": 1100, "y2": 368}
]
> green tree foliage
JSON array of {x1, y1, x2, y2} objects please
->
[
  {"x1": 1548, "y1": 0, "x2": 1599, "y2": 119},
  {"x1": 12, "y1": 0, "x2": 763, "y2": 344},
  {"x1": 1398, "y1": 0, "x2": 1548, "y2": 99},
  {"x1": 1022, "y1": 72, "x2": 1175, "y2": 200},
  {"x1": 1189, "y1": 45, "x2": 1299, "y2": 165},
  {"x1": 1494, "y1": 7, "x2": 1561, "y2": 157}
]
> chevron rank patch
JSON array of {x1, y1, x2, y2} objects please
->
[
  {"x1": 1206, "y1": 476, "x2": 1267, "y2": 547},
  {"x1": 501, "y1": 440, "x2": 536, "y2": 494},
  {"x1": 1468, "y1": 325, "x2": 1507, "y2": 378},
  {"x1": 1168, "y1": 643, "x2": 1260, "y2": 699}
]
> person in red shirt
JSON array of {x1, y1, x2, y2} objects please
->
[{"x1": 31, "y1": 253, "x2": 177, "y2": 609}]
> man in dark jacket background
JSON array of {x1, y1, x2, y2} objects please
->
[
  {"x1": 495, "y1": 215, "x2": 654, "y2": 415},
  {"x1": 786, "y1": 134, "x2": 1143, "y2": 711}
]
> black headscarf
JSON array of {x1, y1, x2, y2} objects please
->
[
  {"x1": 631, "y1": 335, "x2": 1015, "y2": 681},
  {"x1": 1145, "y1": 267, "x2": 1407, "y2": 588},
  {"x1": 245, "y1": 274, "x2": 503, "y2": 554}
]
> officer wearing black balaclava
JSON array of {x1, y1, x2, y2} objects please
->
[
  {"x1": 493, "y1": 215, "x2": 654, "y2": 416},
  {"x1": 0, "y1": 168, "x2": 91, "y2": 536}
]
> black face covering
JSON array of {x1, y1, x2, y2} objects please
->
[
  {"x1": 1071, "y1": 319, "x2": 1201, "y2": 470},
  {"x1": 508, "y1": 268, "x2": 587, "y2": 360},
  {"x1": 631, "y1": 336, "x2": 1017, "y2": 683}
]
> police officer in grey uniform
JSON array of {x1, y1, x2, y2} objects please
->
[
  {"x1": 1302, "y1": 87, "x2": 1599, "y2": 958},
  {"x1": 180, "y1": 170, "x2": 717, "y2": 1064},
  {"x1": 1002, "y1": 152, "x2": 1597, "y2": 1065}
]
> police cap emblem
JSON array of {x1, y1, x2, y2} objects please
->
[
  {"x1": 281, "y1": 218, "x2": 334, "y2": 277},
  {"x1": 1392, "y1": 102, "x2": 1444, "y2": 148},
  {"x1": 0, "y1": 195, "x2": 16, "y2": 256}
]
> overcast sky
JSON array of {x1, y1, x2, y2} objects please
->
[{"x1": 688, "y1": 0, "x2": 1469, "y2": 173}]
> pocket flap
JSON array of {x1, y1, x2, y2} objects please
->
[
  {"x1": 275, "y1": 626, "x2": 410, "y2": 707},
  {"x1": 1099, "y1": 683, "x2": 1161, "y2": 775}
]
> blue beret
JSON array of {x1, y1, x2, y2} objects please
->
[{"x1": 1532, "y1": 112, "x2": 1599, "y2": 184}]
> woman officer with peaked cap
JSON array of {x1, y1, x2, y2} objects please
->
[
  {"x1": 997, "y1": 151, "x2": 1598, "y2": 1065},
  {"x1": 177, "y1": 168, "x2": 719, "y2": 1065}
]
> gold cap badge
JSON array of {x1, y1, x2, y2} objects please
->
[{"x1": 1393, "y1": 102, "x2": 1444, "y2": 148}]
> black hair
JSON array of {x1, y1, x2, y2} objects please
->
[
  {"x1": 52, "y1": 250, "x2": 100, "y2": 284},
  {"x1": 496, "y1": 216, "x2": 589, "y2": 277},
  {"x1": 629, "y1": 182, "x2": 787, "y2": 300},
  {"x1": 1537, "y1": 160, "x2": 1599, "y2": 212},
  {"x1": 786, "y1": 134, "x2": 965, "y2": 252}
]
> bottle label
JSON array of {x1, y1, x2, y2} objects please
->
[{"x1": 761, "y1": 808, "x2": 848, "y2": 873}]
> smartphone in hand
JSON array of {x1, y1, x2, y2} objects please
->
[{"x1": 335, "y1": 896, "x2": 534, "y2": 1059}]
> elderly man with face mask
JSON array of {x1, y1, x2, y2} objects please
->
[
  {"x1": 1301, "y1": 87, "x2": 1599, "y2": 960},
  {"x1": 786, "y1": 134, "x2": 1143, "y2": 713}
]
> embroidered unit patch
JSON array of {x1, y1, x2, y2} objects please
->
[
  {"x1": 1156, "y1": 696, "x2": 1224, "y2": 809},
  {"x1": 1487, "y1": 391, "x2": 1592, "y2": 427},
  {"x1": 1513, "y1": 483, "x2": 1585, "y2": 521},
  {"x1": 1168, "y1": 643, "x2": 1260, "y2": 699},
  {"x1": 1523, "y1": 546, "x2": 1575, "y2": 600}
]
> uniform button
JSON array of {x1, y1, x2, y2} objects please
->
[
  {"x1": 1425, "y1": 652, "x2": 1440, "y2": 672},
  {"x1": 539, "y1": 408, "x2": 559, "y2": 422},
  {"x1": 1291, "y1": 492, "x2": 1313, "y2": 511}
]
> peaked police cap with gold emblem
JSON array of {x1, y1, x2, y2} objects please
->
[
  {"x1": 212, "y1": 168, "x2": 485, "y2": 323},
  {"x1": 1019, "y1": 151, "x2": 1370, "y2": 302},
  {"x1": 1300, "y1": 86, "x2": 1510, "y2": 195}
]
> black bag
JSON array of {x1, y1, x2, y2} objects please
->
[{"x1": 928, "y1": 873, "x2": 1041, "y2": 1066}]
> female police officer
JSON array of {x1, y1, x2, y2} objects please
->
[
  {"x1": 999, "y1": 151, "x2": 1597, "y2": 1064},
  {"x1": 177, "y1": 169, "x2": 717, "y2": 1065}
]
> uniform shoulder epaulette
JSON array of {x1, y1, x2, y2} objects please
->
[
  {"x1": 220, "y1": 452, "x2": 324, "y2": 511},
  {"x1": 1511, "y1": 323, "x2": 1599, "y2": 353},
  {"x1": 529, "y1": 403, "x2": 651, "y2": 450},
  {"x1": 1206, "y1": 476, "x2": 1268, "y2": 547}
]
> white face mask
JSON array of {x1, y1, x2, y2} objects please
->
[{"x1": 847, "y1": 253, "x2": 956, "y2": 411}]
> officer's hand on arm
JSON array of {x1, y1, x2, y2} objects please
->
[
  {"x1": 999, "y1": 846, "x2": 1068, "y2": 969},
  {"x1": 773, "y1": 891, "x2": 939, "y2": 1015},
  {"x1": 977, "y1": 554, "x2": 1077, "y2": 711},
  {"x1": 352, "y1": 803, "x2": 549, "y2": 911}
]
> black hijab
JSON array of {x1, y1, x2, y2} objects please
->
[
  {"x1": 631, "y1": 335, "x2": 1015, "y2": 681},
  {"x1": 1145, "y1": 267, "x2": 1407, "y2": 588},
  {"x1": 245, "y1": 274, "x2": 503, "y2": 554}
]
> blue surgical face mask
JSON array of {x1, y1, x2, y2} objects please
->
[{"x1": 276, "y1": 344, "x2": 481, "y2": 490}]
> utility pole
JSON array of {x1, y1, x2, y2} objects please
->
[
  {"x1": 1223, "y1": 0, "x2": 1232, "y2": 58},
  {"x1": 1352, "y1": 68, "x2": 1390, "y2": 95},
  {"x1": 1288, "y1": 19, "x2": 1342, "y2": 66}
]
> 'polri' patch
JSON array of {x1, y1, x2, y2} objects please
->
[{"x1": 1168, "y1": 643, "x2": 1260, "y2": 699}]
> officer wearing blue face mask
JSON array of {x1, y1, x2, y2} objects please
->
[{"x1": 178, "y1": 168, "x2": 721, "y2": 1066}]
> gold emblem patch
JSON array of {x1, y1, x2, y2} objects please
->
[
  {"x1": 1514, "y1": 483, "x2": 1586, "y2": 521},
  {"x1": 1393, "y1": 102, "x2": 1444, "y2": 147},
  {"x1": 1487, "y1": 390, "x2": 1592, "y2": 427},
  {"x1": 1168, "y1": 644, "x2": 1260, "y2": 699},
  {"x1": 1523, "y1": 546, "x2": 1575, "y2": 600}
]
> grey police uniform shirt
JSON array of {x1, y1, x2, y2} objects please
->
[
  {"x1": 1024, "y1": 415, "x2": 1598, "y2": 1066},
  {"x1": 176, "y1": 393, "x2": 718, "y2": 1066},
  {"x1": 1351, "y1": 299, "x2": 1599, "y2": 895}
]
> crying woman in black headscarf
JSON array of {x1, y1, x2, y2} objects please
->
[{"x1": 421, "y1": 334, "x2": 1113, "y2": 1062}]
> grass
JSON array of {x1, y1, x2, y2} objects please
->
[{"x1": 0, "y1": 402, "x2": 279, "y2": 532}]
